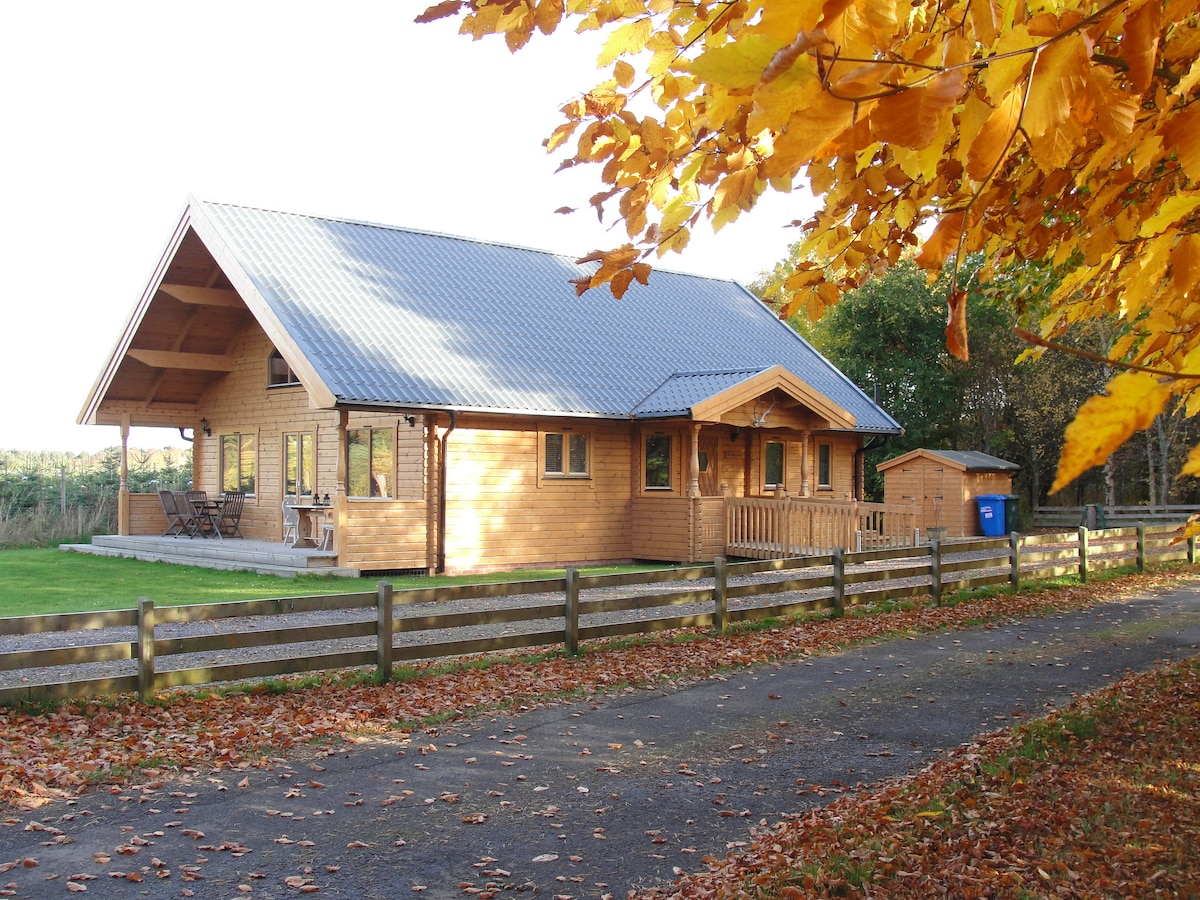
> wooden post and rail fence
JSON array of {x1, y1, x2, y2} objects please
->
[{"x1": 0, "y1": 524, "x2": 1194, "y2": 706}]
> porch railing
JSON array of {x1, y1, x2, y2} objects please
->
[{"x1": 726, "y1": 496, "x2": 921, "y2": 559}]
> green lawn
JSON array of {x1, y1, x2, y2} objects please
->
[{"x1": 0, "y1": 549, "x2": 658, "y2": 618}]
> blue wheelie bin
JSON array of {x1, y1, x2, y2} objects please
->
[{"x1": 975, "y1": 494, "x2": 1007, "y2": 537}]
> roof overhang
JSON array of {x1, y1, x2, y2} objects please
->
[
  {"x1": 78, "y1": 198, "x2": 337, "y2": 430},
  {"x1": 632, "y1": 365, "x2": 859, "y2": 430}
]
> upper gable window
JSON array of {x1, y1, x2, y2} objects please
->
[{"x1": 268, "y1": 349, "x2": 300, "y2": 387}]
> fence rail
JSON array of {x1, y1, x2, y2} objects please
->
[
  {"x1": 1, "y1": 525, "x2": 1194, "y2": 705},
  {"x1": 1033, "y1": 504, "x2": 1199, "y2": 529}
]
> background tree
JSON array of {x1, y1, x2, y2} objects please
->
[{"x1": 424, "y1": 0, "x2": 1200, "y2": 505}]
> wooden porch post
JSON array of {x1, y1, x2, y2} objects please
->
[
  {"x1": 333, "y1": 410, "x2": 348, "y2": 553},
  {"x1": 118, "y1": 416, "x2": 130, "y2": 535},
  {"x1": 799, "y1": 429, "x2": 810, "y2": 497},
  {"x1": 688, "y1": 424, "x2": 701, "y2": 499}
]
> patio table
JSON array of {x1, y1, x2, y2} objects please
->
[
  {"x1": 189, "y1": 499, "x2": 222, "y2": 538},
  {"x1": 288, "y1": 503, "x2": 331, "y2": 549}
]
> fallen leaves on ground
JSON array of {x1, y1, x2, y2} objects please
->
[
  {"x1": 641, "y1": 653, "x2": 1200, "y2": 899},
  {"x1": 0, "y1": 570, "x2": 1192, "y2": 810},
  {"x1": 1, "y1": 571, "x2": 1197, "y2": 899}
]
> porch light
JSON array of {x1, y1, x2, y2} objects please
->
[{"x1": 200, "y1": 417, "x2": 211, "y2": 437}]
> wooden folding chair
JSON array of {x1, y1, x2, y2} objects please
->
[{"x1": 215, "y1": 491, "x2": 245, "y2": 538}]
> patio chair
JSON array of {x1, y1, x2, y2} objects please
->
[
  {"x1": 159, "y1": 490, "x2": 191, "y2": 537},
  {"x1": 282, "y1": 498, "x2": 299, "y2": 545},
  {"x1": 185, "y1": 490, "x2": 208, "y2": 503},
  {"x1": 171, "y1": 491, "x2": 208, "y2": 537},
  {"x1": 215, "y1": 491, "x2": 245, "y2": 538}
]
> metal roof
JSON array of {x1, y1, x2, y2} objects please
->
[
  {"x1": 877, "y1": 448, "x2": 1020, "y2": 472},
  {"x1": 193, "y1": 199, "x2": 902, "y2": 432}
]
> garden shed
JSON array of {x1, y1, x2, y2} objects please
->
[{"x1": 877, "y1": 449, "x2": 1020, "y2": 538}]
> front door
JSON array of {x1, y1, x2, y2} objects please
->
[{"x1": 698, "y1": 436, "x2": 720, "y2": 496}]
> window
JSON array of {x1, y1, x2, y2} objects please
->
[
  {"x1": 644, "y1": 433, "x2": 672, "y2": 489},
  {"x1": 348, "y1": 426, "x2": 394, "y2": 497},
  {"x1": 544, "y1": 432, "x2": 589, "y2": 477},
  {"x1": 818, "y1": 442, "x2": 832, "y2": 489},
  {"x1": 268, "y1": 349, "x2": 300, "y2": 387},
  {"x1": 221, "y1": 433, "x2": 256, "y2": 494},
  {"x1": 764, "y1": 440, "x2": 785, "y2": 489},
  {"x1": 284, "y1": 433, "x2": 315, "y2": 497}
]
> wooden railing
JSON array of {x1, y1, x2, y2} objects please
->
[
  {"x1": 725, "y1": 496, "x2": 921, "y2": 559},
  {"x1": 0, "y1": 525, "x2": 1193, "y2": 706}
]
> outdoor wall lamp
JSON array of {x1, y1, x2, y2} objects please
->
[
  {"x1": 730, "y1": 428, "x2": 740, "y2": 442},
  {"x1": 200, "y1": 418, "x2": 211, "y2": 437},
  {"x1": 403, "y1": 415, "x2": 416, "y2": 428}
]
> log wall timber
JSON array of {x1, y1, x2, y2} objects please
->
[
  {"x1": 632, "y1": 496, "x2": 691, "y2": 562},
  {"x1": 441, "y1": 418, "x2": 633, "y2": 574},
  {"x1": 128, "y1": 493, "x2": 163, "y2": 535},
  {"x1": 340, "y1": 501, "x2": 428, "y2": 571}
]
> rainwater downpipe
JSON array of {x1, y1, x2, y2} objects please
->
[
  {"x1": 855, "y1": 433, "x2": 891, "y2": 500},
  {"x1": 436, "y1": 410, "x2": 458, "y2": 574}
]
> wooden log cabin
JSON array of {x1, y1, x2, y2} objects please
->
[{"x1": 79, "y1": 198, "x2": 904, "y2": 575}]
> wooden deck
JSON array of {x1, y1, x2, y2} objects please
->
[{"x1": 60, "y1": 535, "x2": 361, "y2": 578}]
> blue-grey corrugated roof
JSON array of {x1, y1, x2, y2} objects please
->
[
  {"x1": 631, "y1": 369, "x2": 770, "y2": 419},
  {"x1": 195, "y1": 200, "x2": 901, "y2": 432},
  {"x1": 931, "y1": 450, "x2": 1021, "y2": 471}
]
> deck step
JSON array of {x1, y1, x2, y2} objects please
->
[{"x1": 61, "y1": 537, "x2": 360, "y2": 579}]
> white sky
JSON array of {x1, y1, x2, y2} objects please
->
[{"x1": 0, "y1": 0, "x2": 812, "y2": 453}]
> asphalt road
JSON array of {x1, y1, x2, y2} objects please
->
[{"x1": 3, "y1": 581, "x2": 1199, "y2": 899}]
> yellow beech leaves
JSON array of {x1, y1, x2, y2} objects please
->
[
  {"x1": 1052, "y1": 371, "x2": 1172, "y2": 494},
  {"x1": 422, "y1": 0, "x2": 1200, "y2": 489}
]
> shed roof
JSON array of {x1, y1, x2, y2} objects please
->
[
  {"x1": 876, "y1": 448, "x2": 1021, "y2": 473},
  {"x1": 82, "y1": 198, "x2": 902, "y2": 433}
]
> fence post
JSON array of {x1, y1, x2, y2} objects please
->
[
  {"x1": 137, "y1": 596, "x2": 155, "y2": 702},
  {"x1": 1137, "y1": 522, "x2": 1146, "y2": 573},
  {"x1": 1189, "y1": 534, "x2": 1196, "y2": 565},
  {"x1": 713, "y1": 556, "x2": 728, "y2": 634},
  {"x1": 376, "y1": 581, "x2": 394, "y2": 681},
  {"x1": 1009, "y1": 531, "x2": 1021, "y2": 591},
  {"x1": 1078, "y1": 526, "x2": 1089, "y2": 584},
  {"x1": 564, "y1": 567, "x2": 580, "y2": 655},
  {"x1": 832, "y1": 548, "x2": 845, "y2": 617},
  {"x1": 930, "y1": 538, "x2": 943, "y2": 607}
]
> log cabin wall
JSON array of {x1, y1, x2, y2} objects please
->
[
  {"x1": 128, "y1": 493, "x2": 165, "y2": 535},
  {"x1": 190, "y1": 326, "x2": 431, "y2": 566},
  {"x1": 440, "y1": 416, "x2": 634, "y2": 574},
  {"x1": 193, "y1": 327, "x2": 337, "y2": 541}
]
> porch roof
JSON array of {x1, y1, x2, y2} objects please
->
[
  {"x1": 631, "y1": 366, "x2": 858, "y2": 429},
  {"x1": 80, "y1": 198, "x2": 902, "y2": 434}
]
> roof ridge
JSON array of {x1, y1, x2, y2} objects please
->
[{"x1": 193, "y1": 197, "x2": 735, "y2": 284}]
